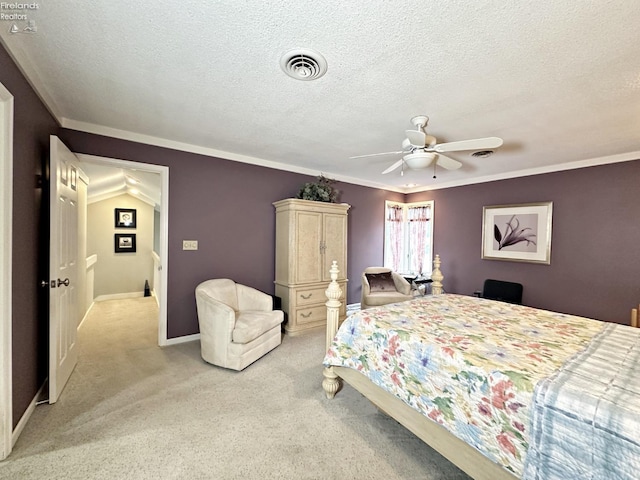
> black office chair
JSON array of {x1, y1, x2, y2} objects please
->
[{"x1": 474, "y1": 279, "x2": 523, "y2": 304}]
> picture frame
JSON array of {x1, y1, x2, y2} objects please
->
[
  {"x1": 115, "y1": 208, "x2": 136, "y2": 228},
  {"x1": 114, "y1": 233, "x2": 136, "y2": 253},
  {"x1": 482, "y1": 202, "x2": 553, "y2": 264}
]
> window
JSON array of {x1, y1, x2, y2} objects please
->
[{"x1": 383, "y1": 200, "x2": 434, "y2": 275}]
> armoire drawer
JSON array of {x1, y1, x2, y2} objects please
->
[
  {"x1": 292, "y1": 286, "x2": 329, "y2": 307},
  {"x1": 294, "y1": 305, "x2": 326, "y2": 325},
  {"x1": 294, "y1": 303, "x2": 346, "y2": 326}
]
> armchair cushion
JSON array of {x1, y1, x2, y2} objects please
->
[
  {"x1": 365, "y1": 272, "x2": 396, "y2": 293},
  {"x1": 233, "y1": 311, "x2": 283, "y2": 344},
  {"x1": 364, "y1": 291, "x2": 415, "y2": 308}
]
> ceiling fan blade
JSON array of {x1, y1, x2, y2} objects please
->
[
  {"x1": 433, "y1": 137, "x2": 503, "y2": 153},
  {"x1": 436, "y1": 154, "x2": 462, "y2": 170},
  {"x1": 382, "y1": 159, "x2": 404, "y2": 174},
  {"x1": 349, "y1": 151, "x2": 404, "y2": 159},
  {"x1": 405, "y1": 130, "x2": 426, "y2": 147}
]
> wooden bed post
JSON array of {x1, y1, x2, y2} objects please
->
[
  {"x1": 323, "y1": 261, "x2": 342, "y2": 399},
  {"x1": 431, "y1": 254, "x2": 444, "y2": 295}
]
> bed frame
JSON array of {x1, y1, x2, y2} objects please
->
[{"x1": 322, "y1": 257, "x2": 517, "y2": 480}]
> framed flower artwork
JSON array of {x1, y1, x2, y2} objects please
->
[{"x1": 481, "y1": 202, "x2": 553, "y2": 264}]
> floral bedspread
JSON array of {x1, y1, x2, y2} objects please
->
[{"x1": 323, "y1": 294, "x2": 605, "y2": 477}]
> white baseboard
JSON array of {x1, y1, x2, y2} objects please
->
[
  {"x1": 78, "y1": 301, "x2": 95, "y2": 330},
  {"x1": 164, "y1": 333, "x2": 200, "y2": 346},
  {"x1": 12, "y1": 382, "x2": 45, "y2": 447},
  {"x1": 94, "y1": 291, "x2": 144, "y2": 302},
  {"x1": 152, "y1": 289, "x2": 159, "y2": 308}
]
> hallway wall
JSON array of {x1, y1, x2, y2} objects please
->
[{"x1": 87, "y1": 193, "x2": 154, "y2": 297}]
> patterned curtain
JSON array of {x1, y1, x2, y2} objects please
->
[
  {"x1": 407, "y1": 205, "x2": 431, "y2": 274},
  {"x1": 386, "y1": 204, "x2": 404, "y2": 272}
]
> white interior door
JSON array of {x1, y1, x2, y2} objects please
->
[{"x1": 49, "y1": 136, "x2": 80, "y2": 404}]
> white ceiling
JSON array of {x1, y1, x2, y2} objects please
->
[{"x1": 2, "y1": 1, "x2": 640, "y2": 193}]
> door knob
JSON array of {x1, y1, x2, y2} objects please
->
[{"x1": 57, "y1": 278, "x2": 70, "y2": 287}]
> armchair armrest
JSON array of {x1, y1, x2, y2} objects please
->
[
  {"x1": 195, "y1": 289, "x2": 236, "y2": 341},
  {"x1": 236, "y1": 284, "x2": 273, "y2": 311},
  {"x1": 361, "y1": 274, "x2": 371, "y2": 296},
  {"x1": 391, "y1": 273, "x2": 412, "y2": 295}
]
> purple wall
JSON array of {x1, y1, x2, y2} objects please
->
[
  {"x1": 1, "y1": 44, "x2": 59, "y2": 427},
  {"x1": 408, "y1": 161, "x2": 640, "y2": 324},
  {"x1": 58, "y1": 129, "x2": 403, "y2": 337}
]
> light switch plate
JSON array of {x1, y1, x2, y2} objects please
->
[{"x1": 182, "y1": 240, "x2": 198, "y2": 250}]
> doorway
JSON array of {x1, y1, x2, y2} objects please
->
[{"x1": 76, "y1": 154, "x2": 169, "y2": 346}]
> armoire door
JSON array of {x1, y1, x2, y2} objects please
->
[
  {"x1": 294, "y1": 210, "x2": 323, "y2": 284},
  {"x1": 322, "y1": 212, "x2": 347, "y2": 282}
]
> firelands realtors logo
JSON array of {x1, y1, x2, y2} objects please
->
[{"x1": 1, "y1": 2, "x2": 39, "y2": 34}]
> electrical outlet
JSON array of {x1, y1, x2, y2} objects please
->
[{"x1": 182, "y1": 240, "x2": 198, "y2": 250}]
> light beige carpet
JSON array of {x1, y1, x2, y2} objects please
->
[{"x1": 1, "y1": 297, "x2": 470, "y2": 479}]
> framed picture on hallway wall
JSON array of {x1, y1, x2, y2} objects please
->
[
  {"x1": 115, "y1": 233, "x2": 136, "y2": 253},
  {"x1": 482, "y1": 202, "x2": 553, "y2": 264},
  {"x1": 115, "y1": 208, "x2": 136, "y2": 228}
]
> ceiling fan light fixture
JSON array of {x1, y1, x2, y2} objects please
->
[
  {"x1": 280, "y1": 48, "x2": 327, "y2": 81},
  {"x1": 404, "y1": 152, "x2": 436, "y2": 170}
]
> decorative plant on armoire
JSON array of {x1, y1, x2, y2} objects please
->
[{"x1": 296, "y1": 174, "x2": 339, "y2": 203}]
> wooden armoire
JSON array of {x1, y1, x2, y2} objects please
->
[{"x1": 273, "y1": 199, "x2": 350, "y2": 335}]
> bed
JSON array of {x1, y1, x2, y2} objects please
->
[{"x1": 322, "y1": 258, "x2": 640, "y2": 480}]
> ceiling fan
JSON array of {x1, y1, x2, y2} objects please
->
[{"x1": 350, "y1": 116, "x2": 503, "y2": 177}]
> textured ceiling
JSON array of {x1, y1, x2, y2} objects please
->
[{"x1": 2, "y1": 1, "x2": 640, "y2": 193}]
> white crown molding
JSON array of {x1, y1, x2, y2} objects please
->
[
  {"x1": 63, "y1": 118, "x2": 640, "y2": 195},
  {"x1": 59, "y1": 116, "x2": 640, "y2": 196},
  {"x1": 405, "y1": 151, "x2": 640, "y2": 193},
  {"x1": 0, "y1": 36, "x2": 63, "y2": 124},
  {"x1": 63, "y1": 117, "x2": 302, "y2": 173},
  {"x1": 63, "y1": 118, "x2": 405, "y2": 193}
]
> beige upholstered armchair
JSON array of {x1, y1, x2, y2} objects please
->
[
  {"x1": 195, "y1": 279, "x2": 283, "y2": 371},
  {"x1": 361, "y1": 267, "x2": 413, "y2": 310}
]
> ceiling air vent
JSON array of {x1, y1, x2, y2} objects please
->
[
  {"x1": 280, "y1": 49, "x2": 327, "y2": 81},
  {"x1": 471, "y1": 150, "x2": 494, "y2": 158}
]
